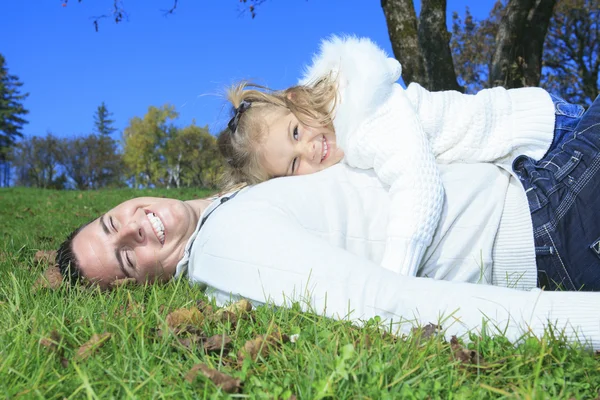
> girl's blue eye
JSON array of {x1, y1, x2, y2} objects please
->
[{"x1": 293, "y1": 126, "x2": 299, "y2": 140}]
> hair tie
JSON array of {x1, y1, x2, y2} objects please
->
[{"x1": 228, "y1": 100, "x2": 252, "y2": 133}]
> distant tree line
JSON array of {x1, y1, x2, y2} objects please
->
[{"x1": 8, "y1": 102, "x2": 226, "y2": 190}]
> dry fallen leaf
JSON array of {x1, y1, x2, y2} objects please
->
[
  {"x1": 39, "y1": 330, "x2": 62, "y2": 352},
  {"x1": 450, "y1": 335, "x2": 485, "y2": 367},
  {"x1": 237, "y1": 327, "x2": 288, "y2": 363},
  {"x1": 196, "y1": 299, "x2": 214, "y2": 315},
  {"x1": 412, "y1": 323, "x2": 441, "y2": 340},
  {"x1": 109, "y1": 278, "x2": 137, "y2": 289},
  {"x1": 223, "y1": 299, "x2": 252, "y2": 313},
  {"x1": 32, "y1": 266, "x2": 63, "y2": 291},
  {"x1": 185, "y1": 363, "x2": 241, "y2": 393},
  {"x1": 75, "y1": 332, "x2": 112, "y2": 361},
  {"x1": 214, "y1": 299, "x2": 253, "y2": 325},
  {"x1": 34, "y1": 250, "x2": 57, "y2": 264},
  {"x1": 166, "y1": 307, "x2": 204, "y2": 330},
  {"x1": 203, "y1": 334, "x2": 232, "y2": 353}
]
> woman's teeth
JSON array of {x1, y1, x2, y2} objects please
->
[
  {"x1": 147, "y1": 212, "x2": 165, "y2": 244},
  {"x1": 321, "y1": 136, "x2": 329, "y2": 162}
]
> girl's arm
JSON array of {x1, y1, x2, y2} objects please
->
[
  {"x1": 405, "y1": 82, "x2": 555, "y2": 164},
  {"x1": 344, "y1": 83, "x2": 445, "y2": 277},
  {"x1": 189, "y1": 201, "x2": 600, "y2": 349}
]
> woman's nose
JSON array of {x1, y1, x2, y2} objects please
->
[{"x1": 120, "y1": 221, "x2": 144, "y2": 244}]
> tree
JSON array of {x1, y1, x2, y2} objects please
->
[
  {"x1": 0, "y1": 53, "x2": 29, "y2": 187},
  {"x1": 93, "y1": 101, "x2": 117, "y2": 136},
  {"x1": 383, "y1": 0, "x2": 556, "y2": 90},
  {"x1": 490, "y1": 0, "x2": 557, "y2": 88},
  {"x1": 10, "y1": 133, "x2": 65, "y2": 189},
  {"x1": 123, "y1": 104, "x2": 178, "y2": 188},
  {"x1": 60, "y1": 134, "x2": 124, "y2": 189},
  {"x1": 165, "y1": 123, "x2": 225, "y2": 188},
  {"x1": 542, "y1": 0, "x2": 600, "y2": 105}
]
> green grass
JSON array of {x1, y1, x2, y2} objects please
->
[{"x1": 2, "y1": 187, "x2": 600, "y2": 399}]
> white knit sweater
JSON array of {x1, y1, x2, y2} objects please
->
[{"x1": 300, "y1": 36, "x2": 555, "y2": 278}]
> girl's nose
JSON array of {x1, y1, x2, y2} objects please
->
[{"x1": 301, "y1": 140, "x2": 317, "y2": 161}]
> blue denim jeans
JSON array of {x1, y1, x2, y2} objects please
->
[
  {"x1": 512, "y1": 95, "x2": 600, "y2": 291},
  {"x1": 548, "y1": 93, "x2": 586, "y2": 152}
]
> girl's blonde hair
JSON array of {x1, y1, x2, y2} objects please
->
[{"x1": 217, "y1": 76, "x2": 337, "y2": 190}]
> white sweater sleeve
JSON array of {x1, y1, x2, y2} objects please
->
[
  {"x1": 405, "y1": 82, "x2": 555, "y2": 164},
  {"x1": 190, "y1": 204, "x2": 600, "y2": 350},
  {"x1": 344, "y1": 84, "x2": 444, "y2": 276}
]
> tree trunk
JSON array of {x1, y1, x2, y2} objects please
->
[
  {"x1": 418, "y1": 0, "x2": 462, "y2": 91},
  {"x1": 381, "y1": 0, "x2": 429, "y2": 87},
  {"x1": 491, "y1": 0, "x2": 556, "y2": 88},
  {"x1": 381, "y1": 0, "x2": 460, "y2": 90},
  {"x1": 522, "y1": 0, "x2": 557, "y2": 86}
]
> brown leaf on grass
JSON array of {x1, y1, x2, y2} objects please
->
[
  {"x1": 184, "y1": 364, "x2": 241, "y2": 393},
  {"x1": 450, "y1": 336, "x2": 485, "y2": 367},
  {"x1": 109, "y1": 278, "x2": 137, "y2": 289},
  {"x1": 75, "y1": 332, "x2": 112, "y2": 361},
  {"x1": 223, "y1": 299, "x2": 252, "y2": 313},
  {"x1": 39, "y1": 330, "x2": 62, "y2": 352},
  {"x1": 412, "y1": 323, "x2": 441, "y2": 340},
  {"x1": 166, "y1": 307, "x2": 204, "y2": 330},
  {"x1": 32, "y1": 266, "x2": 63, "y2": 291},
  {"x1": 237, "y1": 327, "x2": 289, "y2": 363},
  {"x1": 196, "y1": 299, "x2": 214, "y2": 315},
  {"x1": 204, "y1": 334, "x2": 232, "y2": 353},
  {"x1": 213, "y1": 299, "x2": 253, "y2": 325},
  {"x1": 34, "y1": 250, "x2": 57, "y2": 265}
]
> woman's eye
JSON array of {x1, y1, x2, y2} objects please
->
[
  {"x1": 125, "y1": 251, "x2": 135, "y2": 269},
  {"x1": 109, "y1": 216, "x2": 116, "y2": 231},
  {"x1": 293, "y1": 126, "x2": 299, "y2": 140},
  {"x1": 291, "y1": 157, "x2": 298, "y2": 175}
]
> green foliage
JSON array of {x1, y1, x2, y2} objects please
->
[
  {"x1": 122, "y1": 105, "x2": 226, "y2": 189},
  {"x1": 0, "y1": 53, "x2": 29, "y2": 187},
  {"x1": 165, "y1": 124, "x2": 225, "y2": 189},
  {"x1": 2, "y1": 187, "x2": 600, "y2": 397},
  {"x1": 93, "y1": 101, "x2": 117, "y2": 136},
  {"x1": 0, "y1": 53, "x2": 29, "y2": 151},
  {"x1": 10, "y1": 133, "x2": 66, "y2": 189},
  {"x1": 60, "y1": 134, "x2": 124, "y2": 189},
  {"x1": 123, "y1": 104, "x2": 179, "y2": 188}
]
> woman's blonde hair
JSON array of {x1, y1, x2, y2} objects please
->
[{"x1": 217, "y1": 76, "x2": 337, "y2": 190}]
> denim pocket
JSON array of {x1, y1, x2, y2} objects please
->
[
  {"x1": 554, "y1": 150, "x2": 582, "y2": 181},
  {"x1": 551, "y1": 93, "x2": 586, "y2": 118}
]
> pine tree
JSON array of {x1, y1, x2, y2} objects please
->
[
  {"x1": 0, "y1": 53, "x2": 29, "y2": 187},
  {"x1": 93, "y1": 101, "x2": 117, "y2": 136}
]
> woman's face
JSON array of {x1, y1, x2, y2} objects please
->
[
  {"x1": 71, "y1": 197, "x2": 201, "y2": 288},
  {"x1": 259, "y1": 110, "x2": 345, "y2": 177}
]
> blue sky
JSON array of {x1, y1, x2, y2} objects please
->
[{"x1": 1, "y1": 1, "x2": 495, "y2": 139}]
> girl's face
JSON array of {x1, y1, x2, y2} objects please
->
[{"x1": 259, "y1": 110, "x2": 344, "y2": 177}]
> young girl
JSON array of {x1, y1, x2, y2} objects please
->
[{"x1": 217, "y1": 36, "x2": 584, "y2": 277}]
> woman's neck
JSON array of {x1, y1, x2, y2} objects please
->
[{"x1": 186, "y1": 197, "x2": 216, "y2": 223}]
